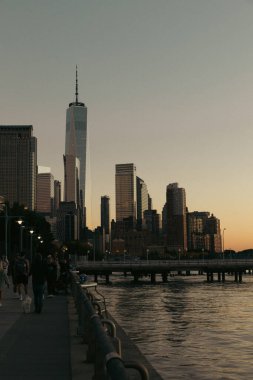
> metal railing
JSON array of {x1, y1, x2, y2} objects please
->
[{"x1": 70, "y1": 271, "x2": 149, "y2": 380}]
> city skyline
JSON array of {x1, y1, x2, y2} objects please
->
[{"x1": 1, "y1": 1, "x2": 253, "y2": 250}]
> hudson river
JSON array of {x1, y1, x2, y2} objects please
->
[{"x1": 100, "y1": 274, "x2": 253, "y2": 380}]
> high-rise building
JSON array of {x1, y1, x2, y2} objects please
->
[
  {"x1": 143, "y1": 209, "x2": 161, "y2": 235},
  {"x1": 205, "y1": 214, "x2": 222, "y2": 253},
  {"x1": 63, "y1": 155, "x2": 80, "y2": 204},
  {"x1": 37, "y1": 167, "x2": 54, "y2": 215},
  {"x1": 101, "y1": 196, "x2": 110, "y2": 235},
  {"x1": 54, "y1": 180, "x2": 61, "y2": 214},
  {"x1": 56, "y1": 201, "x2": 79, "y2": 242},
  {"x1": 166, "y1": 183, "x2": 187, "y2": 251},
  {"x1": 187, "y1": 211, "x2": 210, "y2": 251},
  {"x1": 148, "y1": 194, "x2": 152, "y2": 211},
  {"x1": 136, "y1": 176, "x2": 149, "y2": 229},
  {"x1": 115, "y1": 163, "x2": 136, "y2": 222},
  {"x1": 0, "y1": 125, "x2": 37, "y2": 210},
  {"x1": 65, "y1": 66, "x2": 87, "y2": 224}
]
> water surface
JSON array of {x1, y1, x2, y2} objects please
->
[{"x1": 100, "y1": 274, "x2": 253, "y2": 379}]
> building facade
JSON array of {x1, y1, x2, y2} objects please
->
[
  {"x1": 187, "y1": 211, "x2": 210, "y2": 251},
  {"x1": 166, "y1": 183, "x2": 187, "y2": 252},
  {"x1": 115, "y1": 163, "x2": 136, "y2": 222},
  {"x1": 37, "y1": 167, "x2": 54, "y2": 215},
  {"x1": 205, "y1": 214, "x2": 222, "y2": 253},
  {"x1": 101, "y1": 196, "x2": 110, "y2": 234},
  {"x1": 54, "y1": 180, "x2": 61, "y2": 215},
  {"x1": 136, "y1": 176, "x2": 149, "y2": 229},
  {"x1": 0, "y1": 125, "x2": 37, "y2": 210}
]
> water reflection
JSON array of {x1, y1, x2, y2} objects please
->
[{"x1": 101, "y1": 275, "x2": 253, "y2": 379}]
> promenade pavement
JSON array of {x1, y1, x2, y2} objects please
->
[{"x1": 0, "y1": 283, "x2": 93, "y2": 380}]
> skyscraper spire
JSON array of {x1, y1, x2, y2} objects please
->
[{"x1": 75, "y1": 65, "x2": 79, "y2": 104}]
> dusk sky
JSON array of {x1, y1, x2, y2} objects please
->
[{"x1": 1, "y1": 1, "x2": 253, "y2": 251}]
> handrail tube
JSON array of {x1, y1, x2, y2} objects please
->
[
  {"x1": 70, "y1": 273, "x2": 129, "y2": 380},
  {"x1": 124, "y1": 361, "x2": 149, "y2": 380}
]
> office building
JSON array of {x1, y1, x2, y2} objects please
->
[
  {"x1": 166, "y1": 183, "x2": 187, "y2": 251},
  {"x1": 115, "y1": 163, "x2": 136, "y2": 222},
  {"x1": 205, "y1": 214, "x2": 222, "y2": 253},
  {"x1": 65, "y1": 66, "x2": 87, "y2": 225},
  {"x1": 187, "y1": 211, "x2": 210, "y2": 251},
  {"x1": 101, "y1": 196, "x2": 110, "y2": 234},
  {"x1": 56, "y1": 201, "x2": 79, "y2": 242},
  {"x1": 54, "y1": 180, "x2": 61, "y2": 214},
  {"x1": 37, "y1": 167, "x2": 54, "y2": 215},
  {"x1": 63, "y1": 155, "x2": 80, "y2": 204},
  {"x1": 0, "y1": 125, "x2": 37, "y2": 210},
  {"x1": 136, "y1": 176, "x2": 149, "y2": 229}
]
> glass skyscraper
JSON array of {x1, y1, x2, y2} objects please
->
[
  {"x1": 65, "y1": 67, "x2": 87, "y2": 224},
  {"x1": 115, "y1": 163, "x2": 136, "y2": 222}
]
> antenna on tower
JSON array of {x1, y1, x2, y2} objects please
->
[{"x1": 75, "y1": 65, "x2": 79, "y2": 104}]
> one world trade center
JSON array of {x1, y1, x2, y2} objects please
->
[{"x1": 64, "y1": 66, "x2": 87, "y2": 227}]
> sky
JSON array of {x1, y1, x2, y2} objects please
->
[{"x1": 0, "y1": 0, "x2": 253, "y2": 251}]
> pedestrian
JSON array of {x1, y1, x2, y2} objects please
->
[
  {"x1": 46, "y1": 255, "x2": 57, "y2": 297},
  {"x1": 8, "y1": 254, "x2": 19, "y2": 298},
  {"x1": 59, "y1": 257, "x2": 70, "y2": 294},
  {"x1": 0, "y1": 258, "x2": 10, "y2": 307},
  {"x1": 1, "y1": 256, "x2": 9, "y2": 275},
  {"x1": 14, "y1": 252, "x2": 30, "y2": 301},
  {"x1": 31, "y1": 253, "x2": 47, "y2": 313}
]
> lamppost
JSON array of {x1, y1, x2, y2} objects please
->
[
  {"x1": 146, "y1": 249, "x2": 149, "y2": 263},
  {"x1": 124, "y1": 249, "x2": 127, "y2": 263},
  {"x1": 178, "y1": 248, "x2": 181, "y2": 261},
  {"x1": 202, "y1": 248, "x2": 205, "y2": 261},
  {"x1": 17, "y1": 219, "x2": 24, "y2": 252},
  {"x1": 222, "y1": 228, "x2": 226, "y2": 260},
  {"x1": 30, "y1": 229, "x2": 34, "y2": 262}
]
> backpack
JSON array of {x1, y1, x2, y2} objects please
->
[{"x1": 15, "y1": 258, "x2": 28, "y2": 276}]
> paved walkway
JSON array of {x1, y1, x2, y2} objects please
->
[{"x1": 0, "y1": 284, "x2": 91, "y2": 380}]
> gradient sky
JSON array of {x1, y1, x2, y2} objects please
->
[{"x1": 1, "y1": 0, "x2": 253, "y2": 251}]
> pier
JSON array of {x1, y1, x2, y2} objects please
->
[{"x1": 77, "y1": 259, "x2": 253, "y2": 284}]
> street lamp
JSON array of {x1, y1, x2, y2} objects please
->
[
  {"x1": 124, "y1": 249, "x2": 127, "y2": 263},
  {"x1": 146, "y1": 249, "x2": 150, "y2": 263},
  {"x1": 222, "y1": 228, "x2": 226, "y2": 260},
  {"x1": 30, "y1": 229, "x2": 34, "y2": 262},
  {"x1": 17, "y1": 219, "x2": 24, "y2": 252}
]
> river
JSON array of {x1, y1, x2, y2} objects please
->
[{"x1": 99, "y1": 273, "x2": 253, "y2": 380}]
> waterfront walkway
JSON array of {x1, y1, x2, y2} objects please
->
[
  {"x1": 0, "y1": 285, "x2": 93, "y2": 380},
  {"x1": 0, "y1": 283, "x2": 162, "y2": 380}
]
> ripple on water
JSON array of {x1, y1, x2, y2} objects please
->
[{"x1": 101, "y1": 275, "x2": 253, "y2": 379}]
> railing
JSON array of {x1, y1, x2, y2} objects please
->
[
  {"x1": 70, "y1": 271, "x2": 149, "y2": 380},
  {"x1": 76, "y1": 259, "x2": 253, "y2": 270}
]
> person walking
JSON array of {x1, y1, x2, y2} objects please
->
[
  {"x1": 14, "y1": 252, "x2": 29, "y2": 301},
  {"x1": 31, "y1": 253, "x2": 47, "y2": 313},
  {"x1": 0, "y1": 258, "x2": 10, "y2": 307},
  {"x1": 46, "y1": 255, "x2": 57, "y2": 297},
  {"x1": 8, "y1": 254, "x2": 19, "y2": 298}
]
